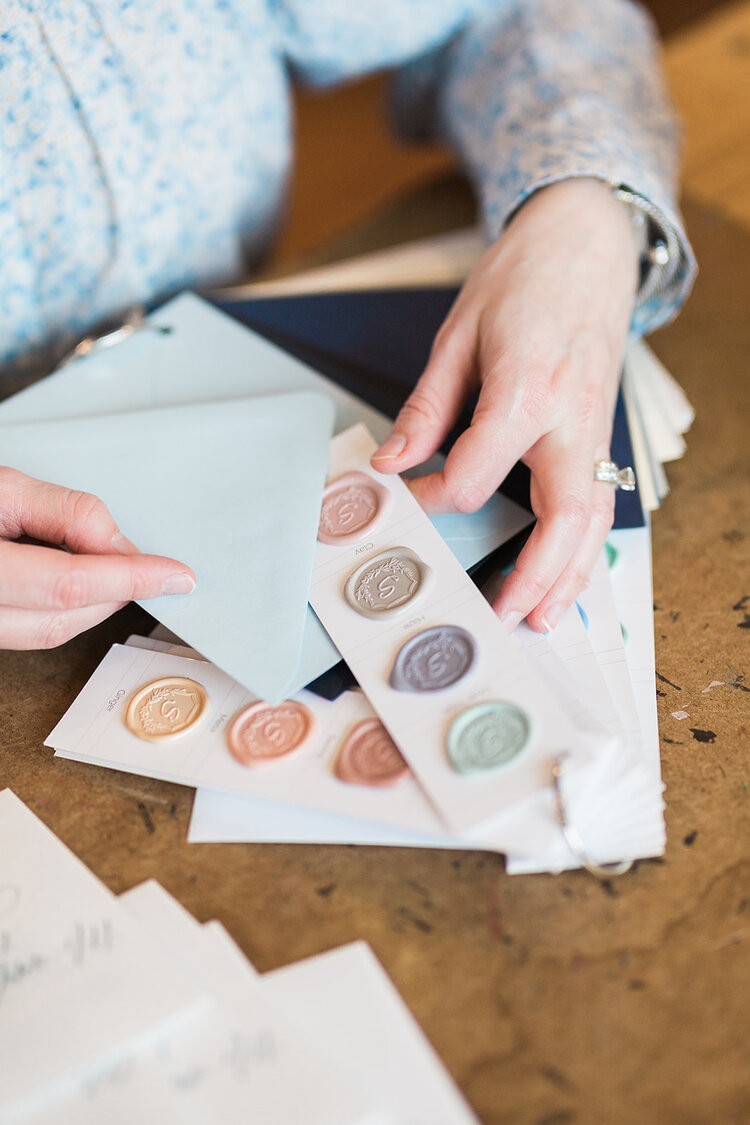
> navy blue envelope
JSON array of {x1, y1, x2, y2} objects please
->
[{"x1": 214, "y1": 287, "x2": 644, "y2": 531}]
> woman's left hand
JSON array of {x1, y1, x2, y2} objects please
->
[{"x1": 370, "y1": 177, "x2": 640, "y2": 632}]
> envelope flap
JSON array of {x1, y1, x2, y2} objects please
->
[{"x1": 0, "y1": 391, "x2": 335, "y2": 701}]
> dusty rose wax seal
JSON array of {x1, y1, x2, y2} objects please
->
[
  {"x1": 317, "y1": 470, "x2": 391, "y2": 545},
  {"x1": 343, "y1": 547, "x2": 431, "y2": 620},
  {"x1": 125, "y1": 677, "x2": 209, "y2": 743},
  {"x1": 227, "y1": 700, "x2": 315, "y2": 767},
  {"x1": 334, "y1": 718, "x2": 411, "y2": 788}
]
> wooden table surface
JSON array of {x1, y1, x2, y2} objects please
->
[{"x1": 2, "y1": 6, "x2": 749, "y2": 1124}]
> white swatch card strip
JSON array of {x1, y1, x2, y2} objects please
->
[
  {"x1": 47, "y1": 647, "x2": 451, "y2": 838},
  {"x1": 309, "y1": 425, "x2": 605, "y2": 833}
]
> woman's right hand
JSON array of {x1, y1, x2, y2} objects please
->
[{"x1": 0, "y1": 468, "x2": 196, "y2": 650}]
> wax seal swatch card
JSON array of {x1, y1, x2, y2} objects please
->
[
  {"x1": 47, "y1": 645, "x2": 457, "y2": 840},
  {"x1": 0, "y1": 391, "x2": 334, "y2": 702},
  {"x1": 48, "y1": 627, "x2": 626, "y2": 861},
  {"x1": 309, "y1": 425, "x2": 611, "y2": 834}
]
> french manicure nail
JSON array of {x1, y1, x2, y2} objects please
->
[
  {"x1": 540, "y1": 602, "x2": 565, "y2": 633},
  {"x1": 500, "y1": 609, "x2": 524, "y2": 633},
  {"x1": 111, "y1": 531, "x2": 140, "y2": 555},
  {"x1": 162, "y1": 573, "x2": 196, "y2": 596},
  {"x1": 371, "y1": 432, "x2": 407, "y2": 461}
]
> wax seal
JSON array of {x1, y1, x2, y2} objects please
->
[
  {"x1": 227, "y1": 700, "x2": 315, "y2": 767},
  {"x1": 344, "y1": 547, "x2": 430, "y2": 620},
  {"x1": 447, "y1": 701, "x2": 531, "y2": 775},
  {"x1": 334, "y1": 718, "x2": 411, "y2": 788},
  {"x1": 389, "y1": 625, "x2": 476, "y2": 693},
  {"x1": 318, "y1": 471, "x2": 391, "y2": 545},
  {"x1": 125, "y1": 677, "x2": 209, "y2": 743}
]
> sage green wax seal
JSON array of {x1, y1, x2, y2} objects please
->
[{"x1": 447, "y1": 701, "x2": 531, "y2": 775}]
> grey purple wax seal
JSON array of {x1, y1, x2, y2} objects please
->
[
  {"x1": 447, "y1": 701, "x2": 531, "y2": 775},
  {"x1": 344, "y1": 547, "x2": 430, "y2": 620},
  {"x1": 389, "y1": 625, "x2": 476, "y2": 693},
  {"x1": 318, "y1": 470, "x2": 391, "y2": 545}
]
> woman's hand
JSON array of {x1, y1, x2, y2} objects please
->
[
  {"x1": 371, "y1": 177, "x2": 639, "y2": 632},
  {"x1": 0, "y1": 468, "x2": 195, "y2": 649}
]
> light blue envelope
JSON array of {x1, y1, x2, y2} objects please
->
[
  {"x1": 0, "y1": 294, "x2": 532, "y2": 694},
  {"x1": 0, "y1": 393, "x2": 333, "y2": 702}
]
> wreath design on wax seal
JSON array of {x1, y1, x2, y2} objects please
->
[{"x1": 353, "y1": 556, "x2": 418, "y2": 610}]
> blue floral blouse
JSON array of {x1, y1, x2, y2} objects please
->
[{"x1": 0, "y1": 0, "x2": 695, "y2": 373}]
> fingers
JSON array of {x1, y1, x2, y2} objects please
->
[
  {"x1": 370, "y1": 315, "x2": 476, "y2": 473},
  {"x1": 407, "y1": 378, "x2": 533, "y2": 514},
  {"x1": 0, "y1": 466, "x2": 137, "y2": 555},
  {"x1": 492, "y1": 434, "x2": 604, "y2": 631},
  {"x1": 525, "y1": 480, "x2": 615, "y2": 632},
  {"x1": 0, "y1": 539, "x2": 196, "y2": 612},
  {"x1": 0, "y1": 602, "x2": 126, "y2": 650}
]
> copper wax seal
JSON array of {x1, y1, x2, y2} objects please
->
[
  {"x1": 227, "y1": 700, "x2": 315, "y2": 767},
  {"x1": 125, "y1": 677, "x2": 209, "y2": 743},
  {"x1": 334, "y1": 718, "x2": 411, "y2": 788}
]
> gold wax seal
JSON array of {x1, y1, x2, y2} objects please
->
[{"x1": 124, "y1": 676, "x2": 209, "y2": 743}]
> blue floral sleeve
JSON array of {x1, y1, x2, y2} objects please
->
[{"x1": 0, "y1": 0, "x2": 694, "y2": 374}]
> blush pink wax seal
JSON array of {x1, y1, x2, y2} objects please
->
[
  {"x1": 317, "y1": 470, "x2": 391, "y2": 545},
  {"x1": 334, "y1": 718, "x2": 411, "y2": 788},
  {"x1": 227, "y1": 701, "x2": 315, "y2": 767}
]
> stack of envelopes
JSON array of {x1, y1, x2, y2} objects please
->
[
  {"x1": 0, "y1": 290, "x2": 692, "y2": 873},
  {"x1": 0, "y1": 790, "x2": 480, "y2": 1124}
]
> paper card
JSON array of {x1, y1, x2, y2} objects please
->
[
  {"x1": 621, "y1": 367, "x2": 661, "y2": 511},
  {"x1": 263, "y1": 941, "x2": 480, "y2": 1125},
  {"x1": 0, "y1": 392, "x2": 335, "y2": 703},
  {"x1": 32, "y1": 879, "x2": 377, "y2": 1125},
  {"x1": 626, "y1": 344, "x2": 686, "y2": 463},
  {"x1": 0, "y1": 791, "x2": 207, "y2": 1124},
  {"x1": 187, "y1": 787, "x2": 467, "y2": 848},
  {"x1": 121, "y1": 882, "x2": 380, "y2": 1125},
  {"x1": 626, "y1": 337, "x2": 694, "y2": 437},
  {"x1": 576, "y1": 552, "x2": 642, "y2": 746},
  {"x1": 506, "y1": 524, "x2": 665, "y2": 873},
  {"x1": 607, "y1": 523, "x2": 660, "y2": 777},
  {"x1": 309, "y1": 425, "x2": 604, "y2": 833},
  {"x1": 226, "y1": 226, "x2": 484, "y2": 297}
]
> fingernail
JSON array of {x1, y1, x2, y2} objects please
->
[
  {"x1": 540, "y1": 603, "x2": 565, "y2": 633},
  {"x1": 371, "y1": 432, "x2": 407, "y2": 461},
  {"x1": 111, "y1": 531, "x2": 140, "y2": 555},
  {"x1": 500, "y1": 609, "x2": 524, "y2": 633},
  {"x1": 162, "y1": 573, "x2": 196, "y2": 595}
]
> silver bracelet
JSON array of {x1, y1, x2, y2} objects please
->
[{"x1": 613, "y1": 185, "x2": 678, "y2": 306}]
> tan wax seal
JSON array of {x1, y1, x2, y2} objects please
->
[
  {"x1": 334, "y1": 718, "x2": 411, "y2": 788},
  {"x1": 227, "y1": 700, "x2": 315, "y2": 767},
  {"x1": 125, "y1": 677, "x2": 209, "y2": 743},
  {"x1": 343, "y1": 547, "x2": 431, "y2": 620}
]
